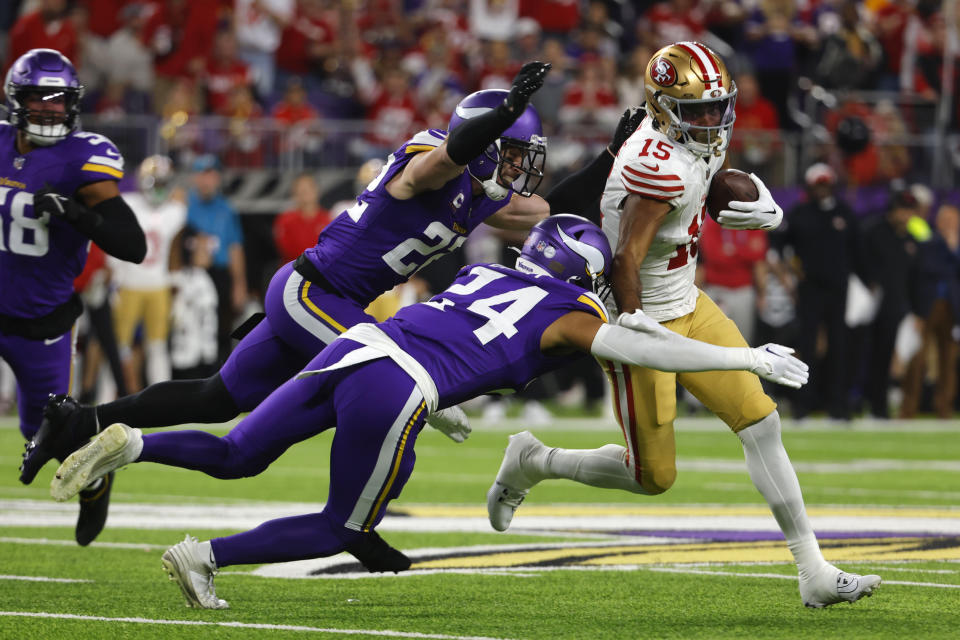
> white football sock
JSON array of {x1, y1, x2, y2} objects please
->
[
  {"x1": 145, "y1": 340, "x2": 171, "y2": 386},
  {"x1": 738, "y1": 411, "x2": 829, "y2": 580},
  {"x1": 524, "y1": 443, "x2": 649, "y2": 494},
  {"x1": 198, "y1": 540, "x2": 216, "y2": 569}
]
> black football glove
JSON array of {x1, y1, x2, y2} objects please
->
[
  {"x1": 503, "y1": 61, "x2": 551, "y2": 115},
  {"x1": 34, "y1": 186, "x2": 85, "y2": 224},
  {"x1": 608, "y1": 108, "x2": 644, "y2": 156}
]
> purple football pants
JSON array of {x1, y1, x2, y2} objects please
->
[
  {"x1": 0, "y1": 329, "x2": 73, "y2": 440},
  {"x1": 219, "y1": 261, "x2": 376, "y2": 411},
  {"x1": 139, "y1": 339, "x2": 427, "y2": 567}
]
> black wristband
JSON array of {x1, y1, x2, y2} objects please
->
[
  {"x1": 446, "y1": 103, "x2": 518, "y2": 166},
  {"x1": 545, "y1": 148, "x2": 615, "y2": 225}
]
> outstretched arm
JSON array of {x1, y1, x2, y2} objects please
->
[
  {"x1": 388, "y1": 62, "x2": 551, "y2": 199},
  {"x1": 541, "y1": 310, "x2": 808, "y2": 388}
]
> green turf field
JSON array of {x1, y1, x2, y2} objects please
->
[{"x1": 1, "y1": 415, "x2": 958, "y2": 639}]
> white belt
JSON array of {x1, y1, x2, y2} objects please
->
[{"x1": 296, "y1": 323, "x2": 439, "y2": 413}]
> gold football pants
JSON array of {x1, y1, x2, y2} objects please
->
[{"x1": 601, "y1": 290, "x2": 776, "y2": 494}]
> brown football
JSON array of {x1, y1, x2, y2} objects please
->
[{"x1": 706, "y1": 169, "x2": 759, "y2": 221}]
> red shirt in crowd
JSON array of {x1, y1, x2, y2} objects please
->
[
  {"x1": 141, "y1": 0, "x2": 220, "y2": 78},
  {"x1": 272, "y1": 101, "x2": 319, "y2": 125},
  {"x1": 275, "y1": 11, "x2": 335, "y2": 75},
  {"x1": 519, "y1": 0, "x2": 580, "y2": 33},
  {"x1": 206, "y1": 58, "x2": 252, "y2": 115},
  {"x1": 7, "y1": 10, "x2": 78, "y2": 71},
  {"x1": 273, "y1": 208, "x2": 334, "y2": 264},
  {"x1": 699, "y1": 219, "x2": 768, "y2": 289}
]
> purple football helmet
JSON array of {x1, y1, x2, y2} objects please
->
[
  {"x1": 4, "y1": 48, "x2": 84, "y2": 146},
  {"x1": 518, "y1": 214, "x2": 613, "y2": 297},
  {"x1": 448, "y1": 89, "x2": 546, "y2": 198}
]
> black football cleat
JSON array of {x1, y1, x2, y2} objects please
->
[
  {"x1": 75, "y1": 471, "x2": 114, "y2": 546},
  {"x1": 20, "y1": 394, "x2": 97, "y2": 485},
  {"x1": 345, "y1": 531, "x2": 411, "y2": 573}
]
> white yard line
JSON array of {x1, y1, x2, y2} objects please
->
[
  {"x1": 0, "y1": 611, "x2": 515, "y2": 640},
  {"x1": 0, "y1": 536, "x2": 169, "y2": 550},
  {"x1": 0, "y1": 575, "x2": 92, "y2": 583},
  {"x1": 646, "y1": 566, "x2": 960, "y2": 588}
]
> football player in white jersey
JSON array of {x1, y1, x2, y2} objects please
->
[
  {"x1": 109, "y1": 155, "x2": 186, "y2": 391},
  {"x1": 487, "y1": 41, "x2": 882, "y2": 608}
]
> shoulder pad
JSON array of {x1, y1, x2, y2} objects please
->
[
  {"x1": 619, "y1": 137, "x2": 685, "y2": 202},
  {"x1": 403, "y1": 128, "x2": 447, "y2": 155},
  {"x1": 576, "y1": 291, "x2": 608, "y2": 322},
  {"x1": 68, "y1": 131, "x2": 125, "y2": 180}
]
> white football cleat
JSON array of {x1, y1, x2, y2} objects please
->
[
  {"x1": 800, "y1": 565, "x2": 881, "y2": 608},
  {"x1": 486, "y1": 431, "x2": 543, "y2": 532},
  {"x1": 161, "y1": 534, "x2": 229, "y2": 609},
  {"x1": 51, "y1": 423, "x2": 142, "y2": 502}
]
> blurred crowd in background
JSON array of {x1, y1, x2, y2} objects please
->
[{"x1": 1, "y1": 0, "x2": 959, "y2": 421}]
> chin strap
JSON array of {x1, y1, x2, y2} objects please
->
[{"x1": 481, "y1": 177, "x2": 510, "y2": 201}]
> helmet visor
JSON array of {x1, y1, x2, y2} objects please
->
[{"x1": 661, "y1": 88, "x2": 737, "y2": 151}]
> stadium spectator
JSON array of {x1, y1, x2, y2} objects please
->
[
  {"x1": 274, "y1": 0, "x2": 337, "y2": 92},
  {"x1": 528, "y1": 37, "x2": 570, "y2": 130},
  {"x1": 204, "y1": 29, "x2": 253, "y2": 115},
  {"x1": 406, "y1": 26, "x2": 467, "y2": 123},
  {"x1": 273, "y1": 173, "x2": 333, "y2": 264},
  {"x1": 616, "y1": 44, "x2": 652, "y2": 113},
  {"x1": 186, "y1": 154, "x2": 248, "y2": 364},
  {"x1": 74, "y1": 244, "x2": 129, "y2": 405},
  {"x1": 557, "y1": 54, "x2": 620, "y2": 136},
  {"x1": 742, "y1": 0, "x2": 817, "y2": 129},
  {"x1": 728, "y1": 72, "x2": 780, "y2": 181},
  {"x1": 103, "y1": 1, "x2": 154, "y2": 112},
  {"x1": 640, "y1": 0, "x2": 708, "y2": 48},
  {"x1": 272, "y1": 77, "x2": 320, "y2": 124},
  {"x1": 141, "y1": 0, "x2": 218, "y2": 109},
  {"x1": 6, "y1": 1, "x2": 77, "y2": 75},
  {"x1": 510, "y1": 17, "x2": 542, "y2": 63},
  {"x1": 871, "y1": 0, "x2": 913, "y2": 91},
  {"x1": 900, "y1": 203, "x2": 960, "y2": 418},
  {"x1": 519, "y1": 0, "x2": 580, "y2": 37},
  {"x1": 856, "y1": 187, "x2": 922, "y2": 419},
  {"x1": 360, "y1": 65, "x2": 423, "y2": 157},
  {"x1": 110, "y1": 156, "x2": 187, "y2": 392},
  {"x1": 776, "y1": 163, "x2": 859, "y2": 420},
  {"x1": 69, "y1": 4, "x2": 109, "y2": 100},
  {"x1": 815, "y1": 0, "x2": 883, "y2": 91},
  {"x1": 476, "y1": 40, "x2": 521, "y2": 90},
  {"x1": 698, "y1": 218, "x2": 768, "y2": 345},
  {"x1": 222, "y1": 85, "x2": 266, "y2": 167},
  {"x1": 469, "y1": 0, "x2": 520, "y2": 41},
  {"x1": 169, "y1": 228, "x2": 220, "y2": 380},
  {"x1": 234, "y1": 0, "x2": 295, "y2": 98}
]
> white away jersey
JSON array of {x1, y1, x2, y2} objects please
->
[
  {"x1": 600, "y1": 118, "x2": 725, "y2": 321},
  {"x1": 109, "y1": 192, "x2": 186, "y2": 289}
]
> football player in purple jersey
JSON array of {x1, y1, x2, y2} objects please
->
[
  {"x1": 23, "y1": 62, "x2": 642, "y2": 553},
  {"x1": 1, "y1": 48, "x2": 147, "y2": 545},
  {"x1": 50, "y1": 215, "x2": 810, "y2": 610}
]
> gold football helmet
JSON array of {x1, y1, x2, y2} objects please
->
[
  {"x1": 644, "y1": 41, "x2": 737, "y2": 157},
  {"x1": 138, "y1": 154, "x2": 175, "y2": 206}
]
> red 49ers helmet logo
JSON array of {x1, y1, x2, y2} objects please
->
[{"x1": 651, "y1": 57, "x2": 677, "y2": 87}]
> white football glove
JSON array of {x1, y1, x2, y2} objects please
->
[
  {"x1": 426, "y1": 405, "x2": 471, "y2": 443},
  {"x1": 716, "y1": 173, "x2": 783, "y2": 231},
  {"x1": 748, "y1": 343, "x2": 809, "y2": 389},
  {"x1": 616, "y1": 309, "x2": 662, "y2": 334}
]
